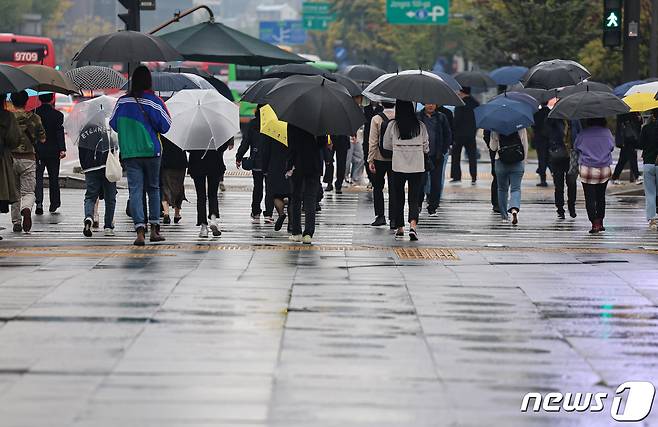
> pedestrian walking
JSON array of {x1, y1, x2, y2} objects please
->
[
  {"x1": 10, "y1": 91, "x2": 46, "y2": 234},
  {"x1": 490, "y1": 128, "x2": 529, "y2": 225},
  {"x1": 368, "y1": 101, "x2": 396, "y2": 227},
  {"x1": 324, "y1": 135, "x2": 350, "y2": 193},
  {"x1": 574, "y1": 118, "x2": 615, "y2": 234},
  {"x1": 78, "y1": 124, "x2": 117, "y2": 238},
  {"x1": 450, "y1": 87, "x2": 479, "y2": 184},
  {"x1": 382, "y1": 100, "x2": 429, "y2": 241},
  {"x1": 363, "y1": 102, "x2": 383, "y2": 185},
  {"x1": 483, "y1": 130, "x2": 499, "y2": 213},
  {"x1": 160, "y1": 135, "x2": 187, "y2": 225},
  {"x1": 261, "y1": 135, "x2": 290, "y2": 232},
  {"x1": 0, "y1": 103, "x2": 21, "y2": 239},
  {"x1": 287, "y1": 124, "x2": 324, "y2": 244},
  {"x1": 612, "y1": 112, "x2": 641, "y2": 184},
  {"x1": 532, "y1": 106, "x2": 551, "y2": 187},
  {"x1": 418, "y1": 103, "x2": 452, "y2": 215},
  {"x1": 638, "y1": 109, "x2": 658, "y2": 230},
  {"x1": 345, "y1": 128, "x2": 366, "y2": 186},
  {"x1": 188, "y1": 145, "x2": 224, "y2": 238},
  {"x1": 236, "y1": 106, "x2": 275, "y2": 223},
  {"x1": 109, "y1": 65, "x2": 171, "y2": 246},
  {"x1": 34, "y1": 93, "x2": 65, "y2": 215},
  {"x1": 547, "y1": 119, "x2": 579, "y2": 219}
]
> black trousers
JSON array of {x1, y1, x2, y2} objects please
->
[
  {"x1": 419, "y1": 155, "x2": 444, "y2": 211},
  {"x1": 251, "y1": 171, "x2": 274, "y2": 217},
  {"x1": 392, "y1": 172, "x2": 423, "y2": 226},
  {"x1": 451, "y1": 136, "x2": 477, "y2": 181},
  {"x1": 582, "y1": 182, "x2": 608, "y2": 223},
  {"x1": 192, "y1": 175, "x2": 220, "y2": 226},
  {"x1": 612, "y1": 145, "x2": 639, "y2": 181},
  {"x1": 489, "y1": 149, "x2": 498, "y2": 209},
  {"x1": 372, "y1": 160, "x2": 395, "y2": 221},
  {"x1": 290, "y1": 174, "x2": 319, "y2": 237},
  {"x1": 363, "y1": 141, "x2": 374, "y2": 183},
  {"x1": 35, "y1": 157, "x2": 61, "y2": 208},
  {"x1": 551, "y1": 158, "x2": 577, "y2": 213},
  {"x1": 535, "y1": 137, "x2": 550, "y2": 179}
]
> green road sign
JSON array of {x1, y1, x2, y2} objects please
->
[
  {"x1": 302, "y1": 2, "x2": 336, "y2": 31},
  {"x1": 387, "y1": 0, "x2": 450, "y2": 25}
]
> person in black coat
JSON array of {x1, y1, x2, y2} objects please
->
[
  {"x1": 287, "y1": 125, "x2": 325, "y2": 244},
  {"x1": 34, "y1": 93, "x2": 65, "y2": 214},
  {"x1": 236, "y1": 107, "x2": 275, "y2": 222},
  {"x1": 188, "y1": 141, "x2": 229, "y2": 238},
  {"x1": 450, "y1": 87, "x2": 480, "y2": 184},
  {"x1": 261, "y1": 134, "x2": 290, "y2": 232},
  {"x1": 418, "y1": 104, "x2": 452, "y2": 215},
  {"x1": 612, "y1": 112, "x2": 641, "y2": 183}
]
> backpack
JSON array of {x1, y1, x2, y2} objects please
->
[
  {"x1": 377, "y1": 112, "x2": 393, "y2": 159},
  {"x1": 498, "y1": 132, "x2": 525, "y2": 164}
]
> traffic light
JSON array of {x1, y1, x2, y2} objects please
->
[
  {"x1": 118, "y1": 0, "x2": 140, "y2": 31},
  {"x1": 603, "y1": 0, "x2": 622, "y2": 48}
]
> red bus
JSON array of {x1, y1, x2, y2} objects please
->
[{"x1": 0, "y1": 34, "x2": 56, "y2": 68}]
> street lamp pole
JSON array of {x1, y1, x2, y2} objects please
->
[
  {"x1": 623, "y1": 0, "x2": 641, "y2": 81},
  {"x1": 148, "y1": 5, "x2": 215, "y2": 35}
]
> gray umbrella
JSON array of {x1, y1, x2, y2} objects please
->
[
  {"x1": 522, "y1": 60, "x2": 591, "y2": 90},
  {"x1": 73, "y1": 31, "x2": 182, "y2": 63},
  {"x1": 548, "y1": 91, "x2": 630, "y2": 120},
  {"x1": 558, "y1": 81, "x2": 613, "y2": 98}
]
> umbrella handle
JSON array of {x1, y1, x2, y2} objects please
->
[{"x1": 201, "y1": 137, "x2": 215, "y2": 160}]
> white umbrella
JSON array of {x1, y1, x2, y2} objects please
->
[
  {"x1": 164, "y1": 89, "x2": 239, "y2": 151},
  {"x1": 64, "y1": 95, "x2": 118, "y2": 148},
  {"x1": 624, "y1": 81, "x2": 658, "y2": 96},
  {"x1": 363, "y1": 70, "x2": 448, "y2": 103},
  {"x1": 179, "y1": 73, "x2": 215, "y2": 90}
]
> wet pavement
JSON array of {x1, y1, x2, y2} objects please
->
[{"x1": 0, "y1": 173, "x2": 657, "y2": 426}]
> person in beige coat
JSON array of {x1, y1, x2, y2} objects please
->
[
  {"x1": 367, "y1": 102, "x2": 396, "y2": 227},
  {"x1": 0, "y1": 103, "x2": 21, "y2": 240}
]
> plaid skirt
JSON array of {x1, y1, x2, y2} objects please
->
[{"x1": 579, "y1": 165, "x2": 612, "y2": 185}]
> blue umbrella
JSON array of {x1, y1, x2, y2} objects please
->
[
  {"x1": 613, "y1": 80, "x2": 646, "y2": 97},
  {"x1": 489, "y1": 66, "x2": 529, "y2": 86},
  {"x1": 475, "y1": 99, "x2": 534, "y2": 135},
  {"x1": 431, "y1": 71, "x2": 462, "y2": 92},
  {"x1": 491, "y1": 91, "x2": 540, "y2": 111}
]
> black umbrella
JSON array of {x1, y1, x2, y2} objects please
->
[
  {"x1": 326, "y1": 73, "x2": 363, "y2": 97},
  {"x1": 341, "y1": 64, "x2": 386, "y2": 85},
  {"x1": 241, "y1": 78, "x2": 281, "y2": 103},
  {"x1": 548, "y1": 91, "x2": 630, "y2": 120},
  {"x1": 263, "y1": 63, "x2": 325, "y2": 79},
  {"x1": 513, "y1": 87, "x2": 553, "y2": 104},
  {"x1": 163, "y1": 67, "x2": 234, "y2": 101},
  {"x1": 0, "y1": 64, "x2": 38, "y2": 93},
  {"x1": 454, "y1": 71, "x2": 496, "y2": 88},
  {"x1": 73, "y1": 31, "x2": 181, "y2": 63},
  {"x1": 264, "y1": 75, "x2": 365, "y2": 137},
  {"x1": 522, "y1": 60, "x2": 591, "y2": 90},
  {"x1": 558, "y1": 81, "x2": 613, "y2": 98},
  {"x1": 158, "y1": 21, "x2": 307, "y2": 66},
  {"x1": 369, "y1": 72, "x2": 464, "y2": 106}
]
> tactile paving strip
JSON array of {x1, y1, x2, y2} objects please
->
[{"x1": 394, "y1": 248, "x2": 460, "y2": 260}]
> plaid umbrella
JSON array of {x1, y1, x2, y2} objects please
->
[{"x1": 66, "y1": 66, "x2": 127, "y2": 91}]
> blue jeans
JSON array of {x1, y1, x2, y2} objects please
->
[
  {"x1": 125, "y1": 157, "x2": 161, "y2": 229},
  {"x1": 643, "y1": 164, "x2": 658, "y2": 221},
  {"x1": 84, "y1": 169, "x2": 117, "y2": 229},
  {"x1": 495, "y1": 160, "x2": 525, "y2": 219}
]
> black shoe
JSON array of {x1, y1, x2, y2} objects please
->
[
  {"x1": 450, "y1": 179, "x2": 461, "y2": 183},
  {"x1": 92, "y1": 220, "x2": 100, "y2": 229},
  {"x1": 325, "y1": 184, "x2": 334, "y2": 192},
  {"x1": 568, "y1": 206, "x2": 577, "y2": 218},
  {"x1": 471, "y1": 179, "x2": 477, "y2": 185},
  {"x1": 371, "y1": 216, "x2": 386, "y2": 227},
  {"x1": 409, "y1": 228, "x2": 418, "y2": 241},
  {"x1": 174, "y1": 216, "x2": 182, "y2": 224},
  {"x1": 49, "y1": 205, "x2": 59, "y2": 213},
  {"x1": 274, "y1": 214, "x2": 287, "y2": 231},
  {"x1": 395, "y1": 229, "x2": 404, "y2": 239},
  {"x1": 492, "y1": 206, "x2": 501, "y2": 214},
  {"x1": 316, "y1": 204, "x2": 322, "y2": 212},
  {"x1": 557, "y1": 211, "x2": 566, "y2": 220},
  {"x1": 83, "y1": 218, "x2": 93, "y2": 237},
  {"x1": 536, "y1": 181, "x2": 548, "y2": 187},
  {"x1": 163, "y1": 215, "x2": 171, "y2": 225},
  {"x1": 12, "y1": 223, "x2": 22, "y2": 233},
  {"x1": 335, "y1": 188, "x2": 343, "y2": 194},
  {"x1": 35, "y1": 205, "x2": 44, "y2": 215}
]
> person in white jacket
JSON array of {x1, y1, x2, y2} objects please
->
[{"x1": 382, "y1": 100, "x2": 429, "y2": 241}]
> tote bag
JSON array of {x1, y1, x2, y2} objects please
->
[{"x1": 105, "y1": 150, "x2": 122, "y2": 182}]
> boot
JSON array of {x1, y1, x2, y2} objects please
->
[
  {"x1": 149, "y1": 224, "x2": 166, "y2": 242},
  {"x1": 598, "y1": 219, "x2": 606, "y2": 232},
  {"x1": 134, "y1": 227, "x2": 146, "y2": 246},
  {"x1": 589, "y1": 219, "x2": 600, "y2": 234}
]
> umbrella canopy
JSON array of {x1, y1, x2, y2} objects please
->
[
  {"x1": 164, "y1": 89, "x2": 239, "y2": 151},
  {"x1": 158, "y1": 21, "x2": 307, "y2": 66},
  {"x1": 163, "y1": 67, "x2": 234, "y2": 101},
  {"x1": 368, "y1": 71, "x2": 464, "y2": 106},
  {"x1": 492, "y1": 92, "x2": 540, "y2": 111},
  {"x1": 454, "y1": 71, "x2": 496, "y2": 88},
  {"x1": 362, "y1": 73, "x2": 397, "y2": 103},
  {"x1": 0, "y1": 64, "x2": 39, "y2": 93},
  {"x1": 341, "y1": 64, "x2": 386, "y2": 85},
  {"x1": 121, "y1": 72, "x2": 212, "y2": 92},
  {"x1": 74, "y1": 31, "x2": 181, "y2": 63},
  {"x1": 625, "y1": 81, "x2": 658, "y2": 96},
  {"x1": 263, "y1": 63, "x2": 325, "y2": 79},
  {"x1": 489, "y1": 66, "x2": 529, "y2": 86},
  {"x1": 512, "y1": 86, "x2": 553, "y2": 104},
  {"x1": 613, "y1": 80, "x2": 645, "y2": 97},
  {"x1": 264, "y1": 75, "x2": 365, "y2": 137},
  {"x1": 326, "y1": 73, "x2": 362, "y2": 97},
  {"x1": 548, "y1": 91, "x2": 630, "y2": 120},
  {"x1": 558, "y1": 81, "x2": 613, "y2": 98},
  {"x1": 66, "y1": 66, "x2": 127, "y2": 91},
  {"x1": 431, "y1": 71, "x2": 462, "y2": 92},
  {"x1": 64, "y1": 95, "x2": 119, "y2": 148},
  {"x1": 241, "y1": 78, "x2": 281, "y2": 104},
  {"x1": 19, "y1": 65, "x2": 78, "y2": 95},
  {"x1": 476, "y1": 99, "x2": 535, "y2": 135},
  {"x1": 260, "y1": 104, "x2": 287, "y2": 146},
  {"x1": 522, "y1": 59, "x2": 591, "y2": 90},
  {"x1": 623, "y1": 93, "x2": 658, "y2": 112}
]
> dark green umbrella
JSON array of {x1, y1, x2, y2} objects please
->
[{"x1": 158, "y1": 21, "x2": 307, "y2": 66}]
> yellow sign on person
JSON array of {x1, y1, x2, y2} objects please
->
[
  {"x1": 260, "y1": 104, "x2": 288, "y2": 146},
  {"x1": 622, "y1": 93, "x2": 658, "y2": 112}
]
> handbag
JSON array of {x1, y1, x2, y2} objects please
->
[
  {"x1": 548, "y1": 144, "x2": 569, "y2": 163},
  {"x1": 105, "y1": 149, "x2": 122, "y2": 182},
  {"x1": 241, "y1": 156, "x2": 254, "y2": 171}
]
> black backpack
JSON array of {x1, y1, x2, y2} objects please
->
[
  {"x1": 498, "y1": 132, "x2": 525, "y2": 164},
  {"x1": 377, "y1": 112, "x2": 393, "y2": 159}
]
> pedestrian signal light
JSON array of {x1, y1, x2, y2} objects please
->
[{"x1": 603, "y1": 0, "x2": 622, "y2": 48}]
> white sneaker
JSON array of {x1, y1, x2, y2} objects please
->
[
  {"x1": 104, "y1": 228, "x2": 115, "y2": 237},
  {"x1": 264, "y1": 216, "x2": 274, "y2": 224},
  {"x1": 199, "y1": 224, "x2": 209, "y2": 238},
  {"x1": 302, "y1": 235, "x2": 312, "y2": 245},
  {"x1": 289, "y1": 234, "x2": 302, "y2": 242},
  {"x1": 251, "y1": 213, "x2": 260, "y2": 223},
  {"x1": 650, "y1": 219, "x2": 658, "y2": 231},
  {"x1": 209, "y1": 216, "x2": 221, "y2": 237},
  {"x1": 612, "y1": 180, "x2": 621, "y2": 185}
]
